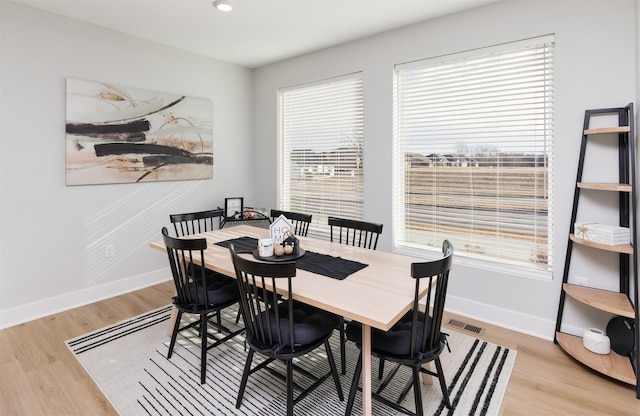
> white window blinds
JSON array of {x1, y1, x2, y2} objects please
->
[
  {"x1": 277, "y1": 74, "x2": 364, "y2": 236},
  {"x1": 393, "y1": 36, "x2": 554, "y2": 273}
]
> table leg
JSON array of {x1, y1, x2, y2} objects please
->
[
  {"x1": 421, "y1": 362, "x2": 433, "y2": 385},
  {"x1": 361, "y1": 324, "x2": 372, "y2": 416}
]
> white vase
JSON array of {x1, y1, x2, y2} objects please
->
[{"x1": 583, "y1": 328, "x2": 611, "y2": 354}]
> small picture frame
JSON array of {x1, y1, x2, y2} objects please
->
[{"x1": 224, "y1": 197, "x2": 243, "y2": 219}]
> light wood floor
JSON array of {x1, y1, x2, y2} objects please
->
[{"x1": 1, "y1": 281, "x2": 638, "y2": 415}]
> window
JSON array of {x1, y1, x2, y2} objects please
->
[
  {"x1": 393, "y1": 36, "x2": 554, "y2": 275},
  {"x1": 277, "y1": 74, "x2": 364, "y2": 237}
]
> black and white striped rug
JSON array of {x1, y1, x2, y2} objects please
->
[{"x1": 66, "y1": 305, "x2": 516, "y2": 415}]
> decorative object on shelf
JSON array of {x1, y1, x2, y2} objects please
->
[
  {"x1": 607, "y1": 317, "x2": 635, "y2": 355},
  {"x1": 224, "y1": 197, "x2": 243, "y2": 219},
  {"x1": 582, "y1": 328, "x2": 611, "y2": 354},
  {"x1": 573, "y1": 222, "x2": 630, "y2": 245},
  {"x1": 574, "y1": 221, "x2": 598, "y2": 240},
  {"x1": 269, "y1": 214, "x2": 293, "y2": 244}
]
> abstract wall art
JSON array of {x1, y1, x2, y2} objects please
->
[{"x1": 65, "y1": 79, "x2": 213, "y2": 185}]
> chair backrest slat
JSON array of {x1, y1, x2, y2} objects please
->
[
  {"x1": 162, "y1": 227, "x2": 210, "y2": 307},
  {"x1": 409, "y1": 240, "x2": 453, "y2": 357},
  {"x1": 328, "y1": 217, "x2": 383, "y2": 250},
  {"x1": 270, "y1": 209, "x2": 313, "y2": 237},
  {"x1": 170, "y1": 209, "x2": 225, "y2": 237}
]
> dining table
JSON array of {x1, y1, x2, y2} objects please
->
[{"x1": 149, "y1": 224, "x2": 435, "y2": 416}]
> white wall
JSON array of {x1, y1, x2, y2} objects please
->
[
  {"x1": 253, "y1": 0, "x2": 638, "y2": 339},
  {"x1": 0, "y1": 1, "x2": 255, "y2": 328}
]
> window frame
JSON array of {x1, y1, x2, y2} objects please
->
[
  {"x1": 277, "y1": 73, "x2": 365, "y2": 238},
  {"x1": 392, "y1": 35, "x2": 555, "y2": 278}
]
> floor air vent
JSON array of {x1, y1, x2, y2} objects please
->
[{"x1": 447, "y1": 319, "x2": 485, "y2": 335}]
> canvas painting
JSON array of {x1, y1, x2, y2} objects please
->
[{"x1": 65, "y1": 79, "x2": 213, "y2": 185}]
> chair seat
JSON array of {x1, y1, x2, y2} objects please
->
[
  {"x1": 190, "y1": 267, "x2": 236, "y2": 296},
  {"x1": 194, "y1": 266, "x2": 233, "y2": 283},
  {"x1": 173, "y1": 279, "x2": 239, "y2": 312},
  {"x1": 252, "y1": 302, "x2": 335, "y2": 350},
  {"x1": 204, "y1": 272, "x2": 238, "y2": 292},
  {"x1": 346, "y1": 310, "x2": 434, "y2": 357}
]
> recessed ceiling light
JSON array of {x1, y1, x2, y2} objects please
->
[{"x1": 212, "y1": 0, "x2": 233, "y2": 12}]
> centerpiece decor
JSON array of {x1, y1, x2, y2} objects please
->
[
  {"x1": 269, "y1": 214, "x2": 293, "y2": 244},
  {"x1": 282, "y1": 229, "x2": 300, "y2": 255}
]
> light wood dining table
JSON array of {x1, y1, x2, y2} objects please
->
[{"x1": 150, "y1": 224, "x2": 433, "y2": 416}]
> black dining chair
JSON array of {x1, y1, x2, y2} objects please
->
[
  {"x1": 270, "y1": 209, "x2": 313, "y2": 237},
  {"x1": 229, "y1": 244, "x2": 344, "y2": 416},
  {"x1": 328, "y1": 216, "x2": 384, "y2": 374},
  {"x1": 170, "y1": 208, "x2": 238, "y2": 325},
  {"x1": 162, "y1": 227, "x2": 243, "y2": 384},
  {"x1": 344, "y1": 240, "x2": 454, "y2": 416}
]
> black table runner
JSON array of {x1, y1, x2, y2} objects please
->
[{"x1": 215, "y1": 236, "x2": 368, "y2": 280}]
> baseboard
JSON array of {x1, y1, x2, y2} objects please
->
[
  {"x1": 0, "y1": 268, "x2": 171, "y2": 330},
  {"x1": 445, "y1": 295, "x2": 556, "y2": 341},
  {"x1": 2, "y1": 272, "x2": 561, "y2": 339}
]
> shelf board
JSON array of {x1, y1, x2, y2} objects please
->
[
  {"x1": 563, "y1": 283, "x2": 634, "y2": 318},
  {"x1": 556, "y1": 332, "x2": 636, "y2": 385},
  {"x1": 584, "y1": 126, "x2": 631, "y2": 135},
  {"x1": 570, "y1": 234, "x2": 633, "y2": 254},
  {"x1": 577, "y1": 182, "x2": 632, "y2": 192}
]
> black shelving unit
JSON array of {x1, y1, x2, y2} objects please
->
[{"x1": 554, "y1": 103, "x2": 638, "y2": 398}]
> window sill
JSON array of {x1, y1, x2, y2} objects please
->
[{"x1": 394, "y1": 243, "x2": 553, "y2": 281}]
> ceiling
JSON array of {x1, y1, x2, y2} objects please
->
[{"x1": 12, "y1": 0, "x2": 498, "y2": 68}]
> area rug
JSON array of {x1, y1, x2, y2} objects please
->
[{"x1": 66, "y1": 305, "x2": 516, "y2": 416}]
